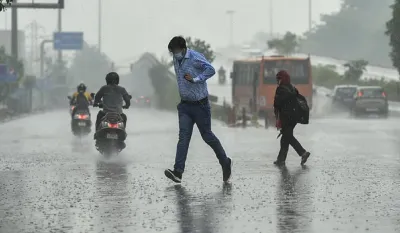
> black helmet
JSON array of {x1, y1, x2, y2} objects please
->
[
  {"x1": 106, "y1": 72, "x2": 119, "y2": 85},
  {"x1": 77, "y1": 83, "x2": 86, "y2": 92}
]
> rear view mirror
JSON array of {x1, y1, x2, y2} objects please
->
[
  {"x1": 67, "y1": 96, "x2": 71, "y2": 100},
  {"x1": 128, "y1": 95, "x2": 132, "y2": 99}
]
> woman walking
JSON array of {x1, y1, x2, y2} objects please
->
[{"x1": 273, "y1": 70, "x2": 310, "y2": 166}]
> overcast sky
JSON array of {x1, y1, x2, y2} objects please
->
[{"x1": 3, "y1": 0, "x2": 341, "y2": 63}]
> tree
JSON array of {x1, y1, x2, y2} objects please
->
[
  {"x1": 300, "y1": 0, "x2": 393, "y2": 67},
  {"x1": 160, "y1": 56, "x2": 173, "y2": 68},
  {"x1": 267, "y1": 32, "x2": 299, "y2": 55},
  {"x1": 251, "y1": 31, "x2": 274, "y2": 49},
  {"x1": 343, "y1": 59, "x2": 368, "y2": 81},
  {"x1": 386, "y1": 0, "x2": 400, "y2": 75},
  {"x1": 185, "y1": 37, "x2": 215, "y2": 63},
  {"x1": 46, "y1": 59, "x2": 68, "y2": 84},
  {"x1": 148, "y1": 64, "x2": 179, "y2": 110},
  {"x1": 69, "y1": 43, "x2": 112, "y2": 91},
  {"x1": 0, "y1": 0, "x2": 12, "y2": 12}
]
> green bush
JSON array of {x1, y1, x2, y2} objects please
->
[{"x1": 313, "y1": 64, "x2": 400, "y2": 101}]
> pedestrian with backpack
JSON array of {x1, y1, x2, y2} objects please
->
[{"x1": 273, "y1": 70, "x2": 311, "y2": 166}]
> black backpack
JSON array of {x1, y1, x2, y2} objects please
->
[
  {"x1": 281, "y1": 85, "x2": 310, "y2": 124},
  {"x1": 295, "y1": 93, "x2": 309, "y2": 124},
  {"x1": 75, "y1": 92, "x2": 89, "y2": 109}
]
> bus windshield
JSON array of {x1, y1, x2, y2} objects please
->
[{"x1": 263, "y1": 59, "x2": 309, "y2": 84}]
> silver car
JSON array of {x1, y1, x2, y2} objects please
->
[
  {"x1": 351, "y1": 86, "x2": 389, "y2": 118},
  {"x1": 331, "y1": 85, "x2": 358, "y2": 108}
]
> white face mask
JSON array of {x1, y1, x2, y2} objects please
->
[{"x1": 173, "y1": 51, "x2": 184, "y2": 60}]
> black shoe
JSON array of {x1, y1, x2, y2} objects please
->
[
  {"x1": 273, "y1": 160, "x2": 285, "y2": 166},
  {"x1": 301, "y1": 152, "x2": 310, "y2": 165},
  {"x1": 222, "y1": 157, "x2": 233, "y2": 183},
  {"x1": 164, "y1": 169, "x2": 182, "y2": 183}
]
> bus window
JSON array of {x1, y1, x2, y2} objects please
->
[
  {"x1": 263, "y1": 60, "x2": 309, "y2": 84},
  {"x1": 252, "y1": 64, "x2": 260, "y2": 85},
  {"x1": 240, "y1": 64, "x2": 247, "y2": 85},
  {"x1": 263, "y1": 66, "x2": 277, "y2": 84},
  {"x1": 237, "y1": 64, "x2": 245, "y2": 85}
]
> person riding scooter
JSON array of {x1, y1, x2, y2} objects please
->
[
  {"x1": 218, "y1": 66, "x2": 226, "y2": 84},
  {"x1": 218, "y1": 66, "x2": 226, "y2": 77},
  {"x1": 70, "y1": 83, "x2": 92, "y2": 117},
  {"x1": 93, "y1": 72, "x2": 131, "y2": 139}
]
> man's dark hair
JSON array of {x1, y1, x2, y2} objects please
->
[{"x1": 168, "y1": 36, "x2": 187, "y2": 51}]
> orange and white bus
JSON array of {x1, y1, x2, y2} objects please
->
[{"x1": 230, "y1": 55, "x2": 313, "y2": 124}]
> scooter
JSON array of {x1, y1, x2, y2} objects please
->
[
  {"x1": 92, "y1": 93, "x2": 131, "y2": 157},
  {"x1": 67, "y1": 96, "x2": 92, "y2": 136}
]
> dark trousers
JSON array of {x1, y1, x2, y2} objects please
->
[
  {"x1": 277, "y1": 123, "x2": 306, "y2": 162},
  {"x1": 174, "y1": 100, "x2": 229, "y2": 173},
  {"x1": 95, "y1": 111, "x2": 127, "y2": 130}
]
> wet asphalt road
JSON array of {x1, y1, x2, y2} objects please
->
[{"x1": 0, "y1": 107, "x2": 399, "y2": 233}]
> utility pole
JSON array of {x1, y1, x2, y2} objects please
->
[
  {"x1": 25, "y1": 21, "x2": 45, "y2": 75},
  {"x1": 7, "y1": 0, "x2": 64, "y2": 60},
  {"x1": 226, "y1": 10, "x2": 235, "y2": 46},
  {"x1": 11, "y1": 0, "x2": 18, "y2": 59},
  {"x1": 98, "y1": 0, "x2": 102, "y2": 53},
  {"x1": 4, "y1": 8, "x2": 7, "y2": 29},
  {"x1": 57, "y1": 8, "x2": 62, "y2": 64},
  {"x1": 40, "y1": 40, "x2": 53, "y2": 77},
  {"x1": 29, "y1": 21, "x2": 37, "y2": 73},
  {"x1": 269, "y1": 0, "x2": 273, "y2": 37},
  {"x1": 308, "y1": 0, "x2": 312, "y2": 32}
]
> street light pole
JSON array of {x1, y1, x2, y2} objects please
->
[
  {"x1": 4, "y1": 9, "x2": 7, "y2": 29},
  {"x1": 269, "y1": 0, "x2": 273, "y2": 36},
  {"x1": 57, "y1": 8, "x2": 62, "y2": 63},
  {"x1": 11, "y1": 0, "x2": 18, "y2": 59},
  {"x1": 98, "y1": 0, "x2": 102, "y2": 52},
  {"x1": 308, "y1": 0, "x2": 312, "y2": 31},
  {"x1": 226, "y1": 10, "x2": 235, "y2": 46}
]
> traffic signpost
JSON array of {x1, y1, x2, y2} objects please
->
[
  {"x1": 53, "y1": 32, "x2": 83, "y2": 50},
  {"x1": 0, "y1": 64, "x2": 18, "y2": 83}
]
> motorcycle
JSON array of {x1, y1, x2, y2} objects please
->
[
  {"x1": 67, "y1": 96, "x2": 92, "y2": 136},
  {"x1": 92, "y1": 93, "x2": 131, "y2": 156}
]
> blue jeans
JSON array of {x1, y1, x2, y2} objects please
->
[{"x1": 174, "y1": 102, "x2": 229, "y2": 173}]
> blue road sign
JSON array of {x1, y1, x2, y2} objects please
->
[
  {"x1": 0, "y1": 64, "x2": 17, "y2": 83},
  {"x1": 53, "y1": 32, "x2": 83, "y2": 50}
]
